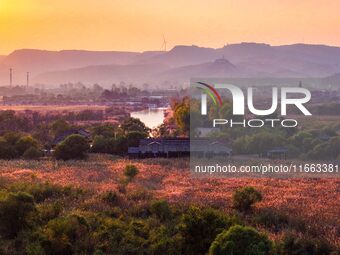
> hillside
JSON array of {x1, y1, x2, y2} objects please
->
[
  {"x1": 1, "y1": 43, "x2": 340, "y2": 85},
  {"x1": 34, "y1": 62, "x2": 170, "y2": 84}
]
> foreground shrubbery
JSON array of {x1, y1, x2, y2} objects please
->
[
  {"x1": 233, "y1": 186, "x2": 262, "y2": 213},
  {"x1": 0, "y1": 180, "x2": 337, "y2": 255},
  {"x1": 209, "y1": 225, "x2": 273, "y2": 255}
]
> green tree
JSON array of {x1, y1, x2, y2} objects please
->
[
  {"x1": 0, "y1": 137, "x2": 17, "y2": 159},
  {"x1": 180, "y1": 207, "x2": 235, "y2": 255},
  {"x1": 0, "y1": 191, "x2": 35, "y2": 238},
  {"x1": 54, "y1": 135, "x2": 89, "y2": 160},
  {"x1": 15, "y1": 135, "x2": 39, "y2": 156},
  {"x1": 173, "y1": 97, "x2": 190, "y2": 135},
  {"x1": 23, "y1": 146, "x2": 42, "y2": 159},
  {"x1": 91, "y1": 135, "x2": 110, "y2": 153},
  {"x1": 41, "y1": 215, "x2": 91, "y2": 255},
  {"x1": 120, "y1": 117, "x2": 150, "y2": 134},
  {"x1": 51, "y1": 120, "x2": 72, "y2": 137},
  {"x1": 308, "y1": 136, "x2": 340, "y2": 160},
  {"x1": 91, "y1": 123, "x2": 116, "y2": 138},
  {"x1": 3, "y1": 131, "x2": 22, "y2": 145},
  {"x1": 125, "y1": 131, "x2": 148, "y2": 147},
  {"x1": 209, "y1": 225, "x2": 273, "y2": 255},
  {"x1": 248, "y1": 132, "x2": 285, "y2": 155}
]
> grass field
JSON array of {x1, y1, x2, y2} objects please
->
[{"x1": 0, "y1": 154, "x2": 339, "y2": 246}]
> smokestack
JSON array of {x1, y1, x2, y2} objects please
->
[
  {"x1": 27, "y1": 72, "x2": 29, "y2": 88},
  {"x1": 9, "y1": 68, "x2": 12, "y2": 87}
]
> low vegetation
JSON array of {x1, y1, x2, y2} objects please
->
[{"x1": 0, "y1": 158, "x2": 338, "y2": 254}]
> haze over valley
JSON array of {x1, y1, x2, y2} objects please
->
[{"x1": 1, "y1": 43, "x2": 340, "y2": 87}]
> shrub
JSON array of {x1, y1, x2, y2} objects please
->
[
  {"x1": 23, "y1": 146, "x2": 42, "y2": 159},
  {"x1": 54, "y1": 134, "x2": 90, "y2": 160},
  {"x1": 3, "y1": 131, "x2": 22, "y2": 145},
  {"x1": 232, "y1": 187, "x2": 262, "y2": 212},
  {"x1": 41, "y1": 214, "x2": 91, "y2": 255},
  {"x1": 149, "y1": 231, "x2": 182, "y2": 255},
  {"x1": 253, "y1": 208, "x2": 289, "y2": 232},
  {"x1": 180, "y1": 206, "x2": 235, "y2": 255},
  {"x1": 254, "y1": 208, "x2": 307, "y2": 233},
  {"x1": 124, "y1": 164, "x2": 139, "y2": 180},
  {"x1": 0, "y1": 191, "x2": 35, "y2": 238},
  {"x1": 120, "y1": 117, "x2": 150, "y2": 134},
  {"x1": 125, "y1": 131, "x2": 148, "y2": 147},
  {"x1": 280, "y1": 233, "x2": 334, "y2": 255},
  {"x1": 9, "y1": 182, "x2": 73, "y2": 203},
  {"x1": 15, "y1": 135, "x2": 39, "y2": 156},
  {"x1": 102, "y1": 191, "x2": 118, "y2": 206},
  {"x1": 0, "y1": 138, "x2": 17, "y2": 159},
  {"x1": 91, "y1": 135, "x2": 116, "y2": 154},
  {"x1": 150, "y1": 200, "x2": 172, "y2": 221},
  {"x1": 94, "y1": 217, "x2": 148, "y2": 254},
  {"x1": 209, "y1": 225, "x2": 273, "y2": 255},
  {"x1": 126, "y1": 188, "x2": 153, "y2": 202},
  {"x1": 38, "y1": 202, "x2": 62, "y2": 222}
]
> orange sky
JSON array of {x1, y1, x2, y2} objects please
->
[{"x1": 0, "y1": 0, "x2": 340, "y2": 54}]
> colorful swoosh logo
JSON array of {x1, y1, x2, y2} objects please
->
[{"x1": 194, "y1": 82, "x2": 223, "y2": 107}]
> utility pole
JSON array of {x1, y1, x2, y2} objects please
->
[
  {"x1": 26, "y1": 72, "x2": 29, "y2": 88},
  {"x1": 9, "y1": 68, "x2": 12, "y2": 87}
]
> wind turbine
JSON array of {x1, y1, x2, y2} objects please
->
[{"x1": 162, "y1": 35, "x2": 167, "y2": 51}]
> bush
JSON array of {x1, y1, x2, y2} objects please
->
[
  {"x1": 0, "y1": 138, "x2": 17, "y2": 159},
  {"x1": 150, "y1": 200, "x2": 172, "y2": 221},
  {"x1": 232, "y1": 187, "x2": 262, "y2": 213},
  {"x1": 102, "y1": 191, "x2": 118, "y2": 206},
  {"x1": 125, "y1": 131, "x2": 148, "y2": 147},
  {"x1": 0, "y1": 191, "x2": 35, "y2": 238},
  {"x1": 23, "y1": 146, "x2": 42, "y2": 159},
  {"x1": 124, "y1": 164, "x2": 139, "y2": 180},
  {"x1": 253, "y1": 208, "x2": 307, "y2": 233},
  {"x1": 209, "y1": 225, "x2": 273, "y2": 255},
  {"x1": 15, "y1": 135, "x2": 39, "y2": 156},
  {"x1": 94, "y1": 218, "x2": 149, "y2": 254},
  {"x1": 41, "y1": 214, "x2": 91, "y2": 255},
  {"x1": 54, "y1": 134, "x2": 90, "y2": 160},
  {"x1": 280, "y1": 233, "x2": 334, "y2": 255},
  {"x1": 149, "y1": 228, "x2": 183, "y2": 255},
  {"x1": 91, "y1": 135, "x2": 116, "y2": 154},
  {"x1": 253, "y1": 208, "x2": 289, "y2": 232},
  {"x1": 308, "y1": 136, "x2": 340, "y2": 160},
  {"x1": 127, "y1": 188, "x2": 152, "y2": 202},
  {"x1": 9, "y1": 182, "x2": 74, "y2": 203},
  {"x1": 3, "y1": 131, "x2": 22, "y2": 145},
  {"x1": 180, "y1": 206, "x2": 235, "y2": 255},
  {"x1": 38, "y1": 202, "x2": 62, "y2": 223}
]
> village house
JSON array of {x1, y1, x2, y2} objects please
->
[
  {"x1": 128, "y1": 138, "x2": 232, "y2": 158},
  {"x1": 52, "y1": 128, "x2": 91, "y2": 146},
  {"x1": 266, "y1": 147, "x2": 288, "y2": 159}
]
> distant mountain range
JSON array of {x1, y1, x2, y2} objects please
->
[{"x1": 1, "y1": 43, "x2": 340, "y2": 86}]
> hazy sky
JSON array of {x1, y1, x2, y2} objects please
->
[{"x1": 0, "y1": 0, "x2": 340, "y2": 54}]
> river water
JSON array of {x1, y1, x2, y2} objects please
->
[{"x1": 130, "y1": 108, "x2": 167, "y2": 129}]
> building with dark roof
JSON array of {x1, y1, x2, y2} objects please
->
[
  {"x1": 52, "y1": 128, "x2": 91, "y2": 146},
  {"x1": 128, "y1": 138, "x2": 232, "y2": 158}
]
